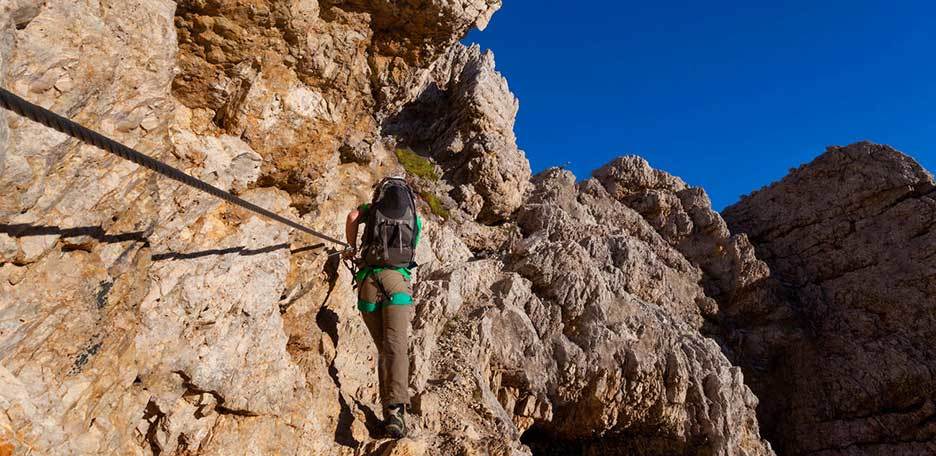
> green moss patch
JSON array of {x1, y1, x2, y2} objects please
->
[
  {"x1": 395, "y1": 147, "x2": 439, "y2": 181},
  {"x1": 420, "y1": 191, "x2": 450, "y2": 219}
]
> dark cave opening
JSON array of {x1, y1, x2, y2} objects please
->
[
  {"x1": 521, "y1": 425, "x2": 588, "y2": 456},
  {"x1": 521, "y1": 423, "x2": 695, "y2": 456}
]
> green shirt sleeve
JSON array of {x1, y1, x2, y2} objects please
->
[
  {"x1": 356, "y1": 204, "x2": 370, "y2": 224},
  {"x1": 413, "y1": 215, "x2": 423, "y2": 247}
]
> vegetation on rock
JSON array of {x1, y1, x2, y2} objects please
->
[
  {"x1": 420, "y1": 190, "x2": 450, "y2": 219},
  {"x1": 395, "y1": 147, "x2": 440, "y2": 182}
]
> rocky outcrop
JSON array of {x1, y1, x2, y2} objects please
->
[
  {"x1": 722, "y1": 142, "x2": 936, "y2": 455},
  {"x1": 591, "y1": 157, "x2": 804, "y2": 423},
  {"x1": 593, "y1": 156, "x2": 771, "y2": 306},
  {"x1": 171, "y1": 0, "x2": 504, "y2": 214},
  {"x1": 506, "y1": 169, "x2": 772, "y2": 454},
  {"x1": 383, "y1": 43, "x2": 530, "y2": 224}
]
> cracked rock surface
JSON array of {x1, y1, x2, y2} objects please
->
[{"x1": 723, "y1": 142, "x2": 936, "y2": 456}]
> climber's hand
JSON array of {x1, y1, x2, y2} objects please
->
[{"x1": 341, "y1": 247, "x2": 357, "y2": 260}]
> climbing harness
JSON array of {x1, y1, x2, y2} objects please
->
[
  {"x1": 0, "y1": 87, "x2": 349, "y2": 248},
  {"x1": 342, "y1": 257, "x2": 360, "y2": 289}
]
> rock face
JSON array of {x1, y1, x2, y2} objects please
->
[
  {"x1": 507, "y1": 169, "x2": 771, "y2": 454},
  {"x1": 723, "y1": 142, "x2": 936, "y2": 455},
  {"x1": 591, "y1": 157, "x2": 802, "y2": 431},
  {"x1": 170, "y1": 0, "x2": 500, "y2": 214},
  {"x1": 383, "y1": 43, "x2": 531, "y2": 224},
  {"x1": 0, "y1": 0, "x2": 517, "y2": 454},
  {"x1": 0, "y1": 2, "x2": 929, "y2": 456}
]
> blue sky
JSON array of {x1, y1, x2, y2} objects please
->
[{"x1": 464, "y1": 1, "x2": 936, "y2": 209}]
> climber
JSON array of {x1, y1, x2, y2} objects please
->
[{"x1": 343, "y1": 176, "x2": 423, "y2": 439}]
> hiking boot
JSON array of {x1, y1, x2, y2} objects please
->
[{"x1": 384, "y1": 404, "x2": 406, "y2": 439}]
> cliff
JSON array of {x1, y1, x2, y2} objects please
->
[{"x1": 1, "y1": 2, "x2": 932, "y2": 455}]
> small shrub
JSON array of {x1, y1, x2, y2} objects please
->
[
  {"x1": 395, "y1": 147, "x2": 439, "y2": 181},
  {"x1": 420, "y1": 191, "x2": 450, "y2": 219}
]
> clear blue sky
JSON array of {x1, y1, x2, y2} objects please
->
[{"x1": 464, "y1": 1, "x2": 936, "y2": 209}]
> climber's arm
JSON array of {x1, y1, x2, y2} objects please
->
[{"x1": 345, "y1": 209, "x2": 362, "y2": 251}]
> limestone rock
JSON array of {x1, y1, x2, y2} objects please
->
[
  {"x1": 384, "y1": 43, "x2": 531, "y2": 224},
  {"x1": 8, "y1": 0, "x2": 919, "y2": 455},
  {"x1": 501, "y1": 169, "x2": 772, "y2": 454},
  {"x1": 378, "y1": 437, "x2": 427, "y2": 456},
  {"x1": 723, "y1": 142, "x2": 936, "y2": 455},
  {"x1": 594, "y1": 156, "x2": 771, "y2": 303},
  {"x1": 590, "y1": 157, "x2": 802, "y2": 420}
]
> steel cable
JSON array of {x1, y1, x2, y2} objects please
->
[{"x1": 0, "y1": 87, "x2": 349, "y2": 247}]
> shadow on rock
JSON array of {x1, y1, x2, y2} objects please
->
[
  {"x1": 151, "y1": 242, "x2": 326, "y2": 261},
  {"x1": 0, "y1": 223, "x2": 147, "y2": 243}
]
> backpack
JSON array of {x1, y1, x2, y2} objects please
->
[{"x1": 361, "y1": 177, "x2": 419, "y2": 268}]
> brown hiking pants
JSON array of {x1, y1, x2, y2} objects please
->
[{"x1": 359, "y1": 269, "x2": 414, "y2": 407}]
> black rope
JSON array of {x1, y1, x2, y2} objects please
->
[{"x1": 0, "y1": 87, "x2": 349, "y2": 247}]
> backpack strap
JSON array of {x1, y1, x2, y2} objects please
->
[{"x1": 407, "y1": 184, "x2": 418, "y2": 248}]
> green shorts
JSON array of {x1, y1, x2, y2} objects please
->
[{"x1": 357, "y1": 269, "x2": 413, "y2": 312}]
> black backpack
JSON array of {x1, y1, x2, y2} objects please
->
[{"x1": 361, "y1": 177, "x2": 418, "y2": 268}]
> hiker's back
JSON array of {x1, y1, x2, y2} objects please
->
[{"x1": 360, "y1": 177, "x2": 419, "y2": 268}]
